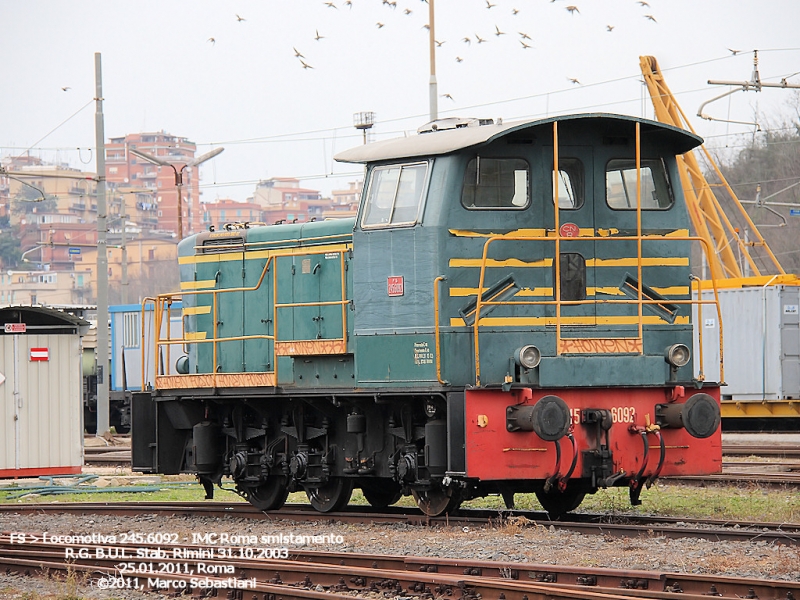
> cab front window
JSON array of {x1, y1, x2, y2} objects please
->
[
  {"x1": 606, "y1": 158, "x2": 673, "y2": 210},
  {"x1": 361, "y1": 162, "x2": 428, "y2": 228}
]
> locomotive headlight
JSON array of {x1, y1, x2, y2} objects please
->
[
  {"x1": 176, "y1": 355, "x2": 189, "y2": 374},
  {"x1": 514, "y1": 345, "x2": 541, "y2": 369},
  {"x1": 665, "y1": 344, "x2": 690, "y2": 368}
]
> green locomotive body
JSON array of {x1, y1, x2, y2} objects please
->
[{"x1": 133, "y1": 114, "x2": 723, "y2": 515}]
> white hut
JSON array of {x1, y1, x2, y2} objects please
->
[{"x1": 0, "y1": 306, "x2": 89, "y2": 477}]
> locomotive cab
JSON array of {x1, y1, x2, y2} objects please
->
[{"x1": 133, "y1": 113, "x2": 723, "y2": 517}]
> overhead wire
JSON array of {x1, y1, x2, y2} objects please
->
[
  {"x1": 3, "y1": 51, "x2": 799, "y2": 196},
  {"x1": 11, "y1": 99, "x2": 94, "y2": 161}
]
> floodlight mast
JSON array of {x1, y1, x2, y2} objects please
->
[{"x1": 129, "y1": 147, "x2": 224, "y2": 238}]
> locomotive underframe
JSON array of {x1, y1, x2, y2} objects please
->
[{"x1": 132, "y1": 380, "x2": 721, "y2": 515}]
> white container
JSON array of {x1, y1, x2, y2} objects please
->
[
  {"x1": 694, "y1": 286, "x2": 800, "y2": 400},
  {"x1": 0, "y1": 307, "x2": 89, "y2": 477},
  {"x1": 110, "y1": 303, "x2": 185, "y2": 392}
]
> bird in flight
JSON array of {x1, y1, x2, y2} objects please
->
[
  {"x1": 486, "y1": 0, "x2": 496, "y2": 8},
  {"x1": 300, "y1": 60, "x2": 314, "y2": 69},
  {"x1": 462, "y1": 36, "x2": 471, "y2": 44},
  {"x1": 644, "y1": 14, "x2": 657, "y2": 21},
  {"x1": 376, "y1": 21, "x2": 385, "y2": 28},
  {"x1": 519, "y1": 31, "x2": 531, "y2": 39},
  {"x1": 293, "y1": 47, "x2": 305, "y2": 58},
  {"x1": 495, "y1": 25, "x2": 505, "y2": 36},
  {"x1": 315, "y1": 29, "x2": 325, "y2": 40},
  {"x1": 324, "y1": 1, "x2": 337, "y2": 8},
  {"x1": 566, "y1": 5, "x2": 579, "y2": 14},
  {"x1": 637, "y1": 1, "x2": 650, "y2": 6},
  {"x1": 441, "y1": 93, "x2": 455, "y2": 101},
  {"x1": 568, "y1": 77, "x2": 580, "y2": 84},
  {"x1": 207, "y1": 37, "x2": 215, "y2": 45},
  {"x1": 512, "y1": 8, "x2": 519, "y2": 15},
  {"x1": 235, "y1": 14, "x2": 246, "y2": 21},
  {"x1": 435, "y1": 39, "x2": 445, "y2": 46},
  {"x1": 606, "y1": 25, "x2": 615, "y2": 32},
  {"x1": 404, "y1": 8, "x2": 412, "y2": 14},
  {"x1": 61, "y1": 86, "x2": 71, "y2": 91},
  {"x1": 345, "y1": 0, "x2": 352, "y2": 6},
  {"x1": 455, "y1": 56, "x2": 463, "y2": 62},
  {"x1": 728, "y1": 48, "x2": 741, "y2": 55},
  {"x1": 476, "y1": 34, "x2": 487, "y2": 43},
  {"x1": 520, "y1": 40, "x2": 531, "y2": 49},
  {"x1": 422, "y1": 23, "x2": 430, "y2": 30}
]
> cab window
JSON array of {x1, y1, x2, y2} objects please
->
[
  {"x1": 606, "y1": 159, "x2": 673, "y2": 209},
  {"x1": 552, "y1": 157, "x2": 584, "y2": 209},
  {"x1": 461, "y1": 157, "x2": 529, "y2": 209},
  {"x1": 362, "y1": 162, "x2": 428, "y2": 228}
]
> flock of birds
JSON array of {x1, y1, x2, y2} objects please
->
[
  {"x1": 273, "y1": 0, "x2": 662, "y2": 96},
  {"x1": 197, "y1": 0, "x2": 662, "y2": 79},
  {"x1": 54, "y1": 1, "x2": 741, "y2": 98}
]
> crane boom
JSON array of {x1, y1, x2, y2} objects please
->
[{"x1": 639, "y1": 55, "x2": 786, "y2": 281}]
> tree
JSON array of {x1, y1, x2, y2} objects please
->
[
  {"x1": 11, "y1": 184, "x2": 58, "y2": 215},
  {"x1": 709, "y1": 96, "x2": 800, "y2": 275},
  {"x1": 0, "y1": 226, "x2": 22, "y2": 268}
]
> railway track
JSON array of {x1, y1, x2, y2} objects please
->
[
  {"x1": 82, "y1": 445, "x2": 800, "y2": 489},
  {"x1": 1, "y1": 501, "x2": 798, "y2": 545},
  {"x1": 0, "y1": 532, "x2": 798, "y2": 600},
  {"x1": 83, "y1": 442, "x2": 800, "y2": 463}
]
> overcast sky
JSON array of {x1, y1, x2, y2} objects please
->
[{"x1": 1, "y1": 0, "x2": 799, "y2": 201}]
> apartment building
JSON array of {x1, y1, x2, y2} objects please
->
[
  {"x1": 105, "y1": 132, "x2": 202, "y2": 236},
  {"x1": 0, "y1": 268, "x2": 93, "y2": 306}
]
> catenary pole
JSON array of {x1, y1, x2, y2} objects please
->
[
  {"x1": 94, "y1": 52, "x2": 110, "y2": 436},
  {"x1": 428, "y1": 0, "x2": 437, "y2": 121}
]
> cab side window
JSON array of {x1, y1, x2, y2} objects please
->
[
  {"x1": 461, "y1": 157, "x2": 529, "y2": 210},
  {"x1": 606, "y1": 158, "x2": 673, "y2": 209},
  {"x1": 362, "y1": 162, "x2": 428, "y2": 228}
]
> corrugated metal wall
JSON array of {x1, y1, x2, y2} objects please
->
[
  {"x1": 695, "y1": 286, "x2": 800, "y2": 401},
  {"x1": 0, "y1": 333, "x2": 82, "y2": 473}
]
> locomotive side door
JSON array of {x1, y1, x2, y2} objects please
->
[{"x1": 544, "y1": 145, "x2": 596, "y2": 325}]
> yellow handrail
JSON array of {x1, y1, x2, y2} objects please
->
[
  {"x1": 433, "y1": 276, "x2": 447, "y2": 385},
  {"x1": 471, "y1": 234, "x2": 724, "y2": 386},
  {"x1": 151, "y1": 247, "x2": 352, "y2": 388}
]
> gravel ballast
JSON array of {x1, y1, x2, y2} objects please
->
[{"x1": 0, "y1": 507, "x2": 798, "y2": 598}]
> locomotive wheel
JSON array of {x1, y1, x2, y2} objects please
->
[
  {"x1": 412, "y1": 487, "x2": 462, "y2": 517},
  {"x1": 306, "y1": 477, "x2": 354, "y2": 513},
  {"x1": 361, "y1": 481, "x2": 402, "y2": 508},
  {"x1": 241, "y1": 476, "x2": 289, "y2": 511},
  {"x1": 535, "y1": 487, "x2": 586, "y2": 518}
]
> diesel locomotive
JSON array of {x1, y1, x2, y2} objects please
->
[{"x1": 132, "y1": 113, "x2": 724, "y2": 516}]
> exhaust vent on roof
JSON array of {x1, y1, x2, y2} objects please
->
[{"x1": 417, "y1": 117, "x2": 501, "y2": 134}]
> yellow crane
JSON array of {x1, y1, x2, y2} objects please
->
[
  {"x1": 639, "y1": 55, "x2": 796, "y2": 286},
  {"x1": 640, "y1": 56, "x2": 800, "y2": 420}
]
